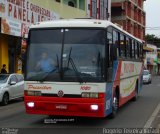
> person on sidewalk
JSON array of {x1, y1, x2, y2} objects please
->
[{"x1": 1, "y1": 64, "x2": 7, "y2": 74}]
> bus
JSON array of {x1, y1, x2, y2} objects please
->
[{"x1": 24, "y1": 19, "x2": 143, "y2": 118}]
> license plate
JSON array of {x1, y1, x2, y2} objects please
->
[{"x1": 55, "y1": 105, "x2": 67, "y2": 110}]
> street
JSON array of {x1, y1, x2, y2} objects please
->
[{"x1": 0, "y1": 76, "x2": 160, "y2": 134}]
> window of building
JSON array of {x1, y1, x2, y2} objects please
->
[
  {"x1": 100, "y1": 0, "x2": 104, "y2": 19},
  {"x1": 68, "y1": 1, "x2": 75, "y2": 7},
  {"x1": 79, "y1": 0, "x2": 85, "y2": 10},
  {"x1": 55, "y1": 0, "x2": 60, "y2": 2},
  {"x1": 104, "y1": 0, "x2": 108, "y2": 19},
  {"x1": 88, "y1": 4, "x2": 91, "y2": 10},
  {"x1": 91, "y1": 0, "x2": 97, "y2": 19},
  {"x1": 100, "y1": 0, "x2": 108, "y2": 20}
]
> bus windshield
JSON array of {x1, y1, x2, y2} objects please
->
[{"x1": 26, "y1": 28, "x2": 106, "y2": 82}]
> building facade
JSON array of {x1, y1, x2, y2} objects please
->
[
  {"x1": 111, "y1": 0, "x2": 146, "y2": 40},
  {"x1": 143, "y1": 44, "x2": 158, "y2": 75},
  {"x1": 86, "y1": 0, "x2": 111, "y2": 21},
  {"x1": 0, "y1": 0, "x2": 88, "y2": 74}
]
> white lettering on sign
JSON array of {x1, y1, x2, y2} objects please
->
[
  {"x1": 28, "y1": 85, "x2": 52, "y2": 90},
  {"x1": 0, "y1": 0, "x2": 59, "y2": 37},
  {"x1": 55, "y1": 105, "x2": 67, "y2": 110}
]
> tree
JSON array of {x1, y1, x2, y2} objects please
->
[{"x1": 145, "y1": 34, "x2": 160, "y2": 47}]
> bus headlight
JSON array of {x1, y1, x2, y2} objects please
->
[
  {"x1": 27, "y1": 102, "x2": 35, "y2": 108},
  {"x1": 91, "y1": 105, "x2": 98, "y2": 110},
  {"x1": 81, "y1": 92, "x2": 98, "y2": 98}
]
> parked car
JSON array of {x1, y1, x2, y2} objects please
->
[
  {"x1": 143, "y1": 70, "x2": 152, "y2": 84},
  {"x1": 0, "y1": 74, "x2": 24, "y2": 105}
]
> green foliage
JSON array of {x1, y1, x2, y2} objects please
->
[{"x1": 145, "y1": 34, "x2": 160, "y2": 47}]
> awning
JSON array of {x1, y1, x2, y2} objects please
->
[{"x1": 143, "y1": 46, "x2": 154, "y2": 52}]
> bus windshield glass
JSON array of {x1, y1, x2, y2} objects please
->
[{"x1": 26, "y1": 28, "x2": 106, "y2": 82}]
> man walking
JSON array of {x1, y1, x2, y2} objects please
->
[{"x1": 1, "y1": 64, "x2": 7, "y2": 74}]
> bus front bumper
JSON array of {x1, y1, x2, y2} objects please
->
[{"x1": 25, "y1": 96, "x2": 105, "y2": 118}]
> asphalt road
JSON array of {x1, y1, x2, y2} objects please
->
[{"x1": 0, "y1": 76, "x2": 160, "y2": 134}]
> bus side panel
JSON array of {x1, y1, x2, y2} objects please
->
[
  {"x1": 119, "y1": 61, "x2": 143, "y2": 106},
  {"x1": 105, "y1": 60, "x2": 121, "y2": 116},
  {"x1": 138, "y1": 65, "x2": 143, "y2": 94},
  {"x1": 105, "y1": 83, "x2": 113, "y2": 116}
]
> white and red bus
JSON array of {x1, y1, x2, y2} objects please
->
[{"x1": 24, "y1": 19, "x2": 143, "y2": 118}]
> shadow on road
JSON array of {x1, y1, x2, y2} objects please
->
[{"x1": 0, "y1": 98, "x2": 24, "y2": 106}]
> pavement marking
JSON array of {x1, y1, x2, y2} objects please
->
[{"x1": 144, "y1": 103, "x2": 160, "y2": 128}]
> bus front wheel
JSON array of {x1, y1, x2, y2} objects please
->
[{"x1": 109, "y1": 92, "x2": 119, "y2": 118}]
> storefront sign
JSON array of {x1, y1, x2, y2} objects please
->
[{"x1": 0, "y1": 0, "x2": 59, "y2": 37}]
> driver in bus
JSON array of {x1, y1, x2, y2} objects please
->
[{"x1": 36, "y1": 51, "x2": 56, "y2": 73}]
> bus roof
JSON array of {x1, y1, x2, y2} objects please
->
[{"x1": 30, "y1": 19, "x2": 142, "y2": 43}]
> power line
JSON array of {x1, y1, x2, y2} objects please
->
[
  {"x1": 146, "y1": 26, "x2": 160, "y2": 31},
  {"x1": 146, "y1": 29, "x2": 160, "y2": 30},
  {"x1": 146, "y1": 27, "x2": 160, "y2": 28}
]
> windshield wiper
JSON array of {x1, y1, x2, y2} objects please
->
[
  {"x1": 67, "y1": 47, "x2": 84, "y2": 83},
  {"x1": 39, "y1": 69, "x2": 57, "y2": 83}
]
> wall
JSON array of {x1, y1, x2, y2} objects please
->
[
  {"x1": 31, "y1": 0, "x2": 87, "y2": 19},
  {"x1": 0, "y1": 35, "x2": 8, "y2": 72}
]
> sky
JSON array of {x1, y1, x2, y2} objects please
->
[{"x1": 144, "y1": 0, "x2": 160, "y2": 37}]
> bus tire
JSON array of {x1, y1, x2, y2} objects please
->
[
  {"x1": 132, "y1": 82, "x2": 138, "y2": 101},
  {"x1": 109, "y1": 91, "x2": 119, "y2": 119},
  {"x1": 1, "y1": 92, "x2": 9, "y2": 106}
]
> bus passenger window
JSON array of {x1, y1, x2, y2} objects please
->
[
  {"x1": 126, "y1": 37, "x2": 130, "y2": 58},
  {"x1": 135, "y1": 43, "x2": 138, "y2": 59},
  {"x1": 113, "y1": 30, "x2": 119, "y2": 59},
  {"x1": 137, "y1": 42, "x2": 140, "y2": 58},
  {"x1": 131, "y1": 40, "x2": 135, "y2": 58},
  {"x1": 120, "y1": 34, "x2": 125, "y2": 58},
  {"x1": 107, "y1": 31, "x2": 113, "y2": 64},
  {"x1": 139, "y1": 43, "x2": 142, "y2": 58}
]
